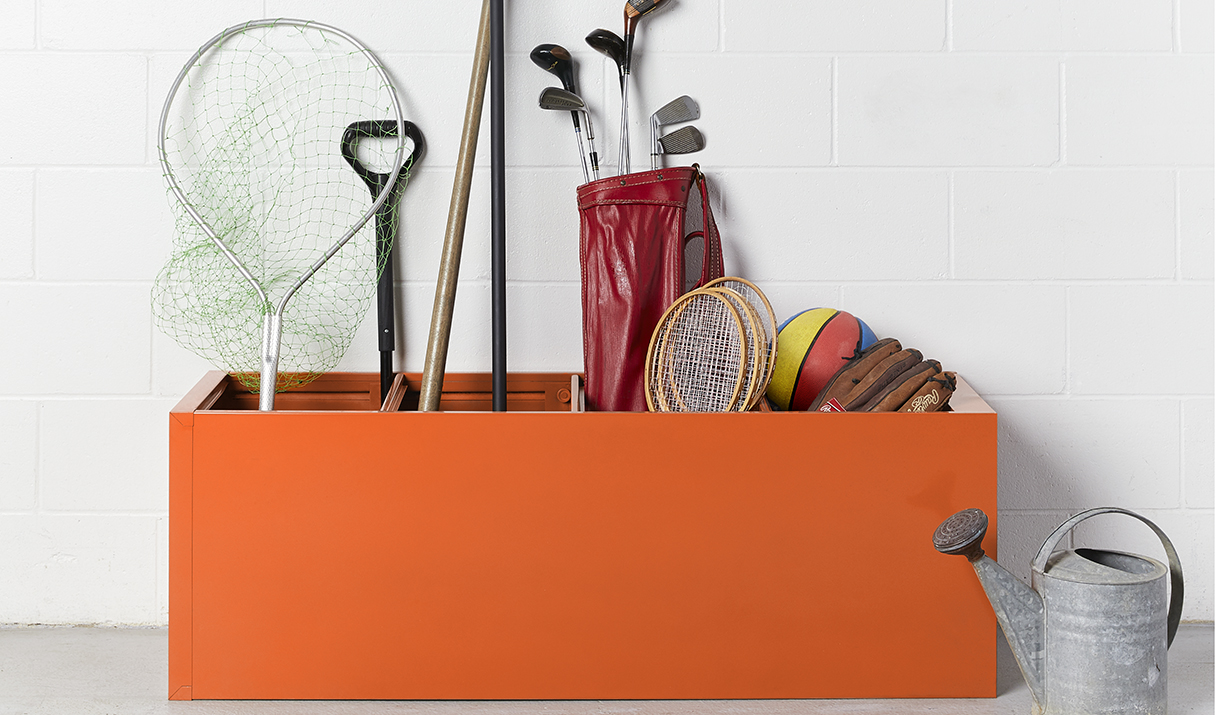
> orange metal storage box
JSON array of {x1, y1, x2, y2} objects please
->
[{"x1": 169, "y1": 371, "x2": 997, "y2": 701}]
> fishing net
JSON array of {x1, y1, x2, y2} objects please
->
[{"x1": 153, "y1": 19, "x2": 407, "y2": 401}]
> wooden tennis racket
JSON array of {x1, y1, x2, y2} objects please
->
[
  {"x1": 645, "y1": 289, "x2": 749, "y2": 412},
  {"x1": 704, "y1": 277, "x2": 777, "y2": 407}
]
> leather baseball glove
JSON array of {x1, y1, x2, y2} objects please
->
[{"x1": 810, "y1": 337, "x2": 956, "y2": 413}]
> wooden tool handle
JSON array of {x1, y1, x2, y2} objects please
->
[{"x1": 419, "y1": 0, "x2": 492, "y2": 411}]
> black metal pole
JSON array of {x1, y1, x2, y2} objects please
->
[{"x1": 490, "y1": 0, "x2": 507, "y2": 412}]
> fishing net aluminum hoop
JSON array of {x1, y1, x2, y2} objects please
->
[{"x1": 155, "y1": 18, "x2": 407, "y2": 410}]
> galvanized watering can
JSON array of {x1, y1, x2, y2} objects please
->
[{"x1": 933, "y1": 507, "x2": 1184, "y2": 715}]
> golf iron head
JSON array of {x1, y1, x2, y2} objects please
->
[
  {"x1": 656, "y1": 125, "x2": 705, "y2": 164},
  {"x1": 538, "y1": 87, "x2": 598, "y2": 183},
  {"x1": 650, "y1": 96, "x2": 700, "y2": 169}
]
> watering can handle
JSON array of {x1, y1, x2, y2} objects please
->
[{"x1": 1032, "y1": 507, "x2": 1184, "y2": 649}]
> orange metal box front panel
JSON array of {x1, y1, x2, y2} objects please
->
[{"x1": 169, "y1": 372, "x2": 997, "y2": 700}]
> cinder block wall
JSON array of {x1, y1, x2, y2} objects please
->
[{"x1": 0, "y1": 1, "x2": 1212, "y2": 625}]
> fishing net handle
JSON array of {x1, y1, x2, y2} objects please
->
[{"x1": 156, "y1": 18, "x2": 406, "y2": 408}]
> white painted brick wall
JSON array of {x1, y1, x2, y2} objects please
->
[
  {"x1": 0, "y1": 170, "x2": 34, "y2": 279},
  {"x1": 1066, "y1": 56, "x2": 1213, "y2": 165},
  {"x1": 953, "y1": 170, "x2": 1176, "y2": 279},
  {"x1": 1181, "y1": 0, "x2": 1216, "y2": 52},
  {"x1": 0, "y1": 54, "x2": 147, "y2": 165},
  {"x1": 0, "y1": 0, "x2": 1211, "y2": 626},
  {"x1": 725, "y1": 0, "x2": 947, "y2": 52},
  {"x1": 952, "y1": 0, "x2": 1173, "y2": 51},
  {"x1": 837, "y1": 56, "x2": 1061, "y2": 166}
]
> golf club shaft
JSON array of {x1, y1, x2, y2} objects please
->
[
  {"x1": 650, "y1": 117, "x2": 659, "y2": 170},
  {"x1": 569, "y1": 110, "x2": 591, "y2": 182},
  {"x1": 583, "y1": 113, "x2": 600, "y2": 180},
  {"x1": 573, "y1": 125, "x2": 591, "y2": 183},
  {"x1": 619, "y1": 71, "x2": 631, "y2": 174},
  {"x1": 419, "y1": 0, "x2": 492, "y2": 411}
]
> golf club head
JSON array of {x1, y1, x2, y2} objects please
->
[
  {"x1": 529, "y1": 43, "x2": 577, "y2": 93},
  {"x1": 585, "y1": 28, "x2": 626, "y2": 73},
  {"x1": 658, "y1": 125, "x2": 705, "y2": 155},
  {"x1": 652, "y1": 95, "x2": 700, "y2": 128},
  {"x1": 538, "y1": 87, "x2": 587, "y2": 113},
  {"x1": 625, "y1": 0, "x2": 673, "y2": 20}
]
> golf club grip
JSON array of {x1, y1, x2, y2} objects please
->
[
  {"x1": 419, "y1": 0, "x2": 492, "y2": 411},
  {"x1": 620, "y1": 71, "x2": 631, "y2": 174}
]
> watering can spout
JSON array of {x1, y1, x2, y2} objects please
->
[{"x1": 934, "y1": 509, "x2": 1046, "y2": 710}]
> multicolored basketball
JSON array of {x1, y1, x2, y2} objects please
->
[{"x1": 766, "y1": 308, "x2": 878, "y2": 411}]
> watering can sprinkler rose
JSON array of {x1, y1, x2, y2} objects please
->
[{"x1": 933, "y1": 507, "x2": 1183, "y2": 715}]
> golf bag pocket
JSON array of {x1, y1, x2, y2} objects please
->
[{"x1": 577, "y1": 164, "x2": 724, "y2": 411}]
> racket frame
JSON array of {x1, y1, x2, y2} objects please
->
[
  {"x1": 645, "y1": 289, "x2": 748, "y2": 412},
  {"x1": 704, "y1": 276, "x2": 778, "y2": 407},
  {"x1": 703, "y1": 287, "x2": 766, "y2": 411}
]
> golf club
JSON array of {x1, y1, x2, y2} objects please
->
[
  {"x1": 585, "y1": 28, "x2": 626, "y2": 173},
  {"x1": 539, "y1": 87, "x2": 596, "y2": 183},
  {"x1": 656, "y1": 124, "x2": 705, "y2": 162},
  {"x1": 531, "y1": 44, "x2": 599, "y2": 181},
  {"x1": 622, "y1": 0, "x2": 673, "y2": 175},
  {"x1": 650, "y1": 95, "x2": 699, "y2": 170}
]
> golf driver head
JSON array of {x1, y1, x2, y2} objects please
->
[
  {"x1": 658, "y1": 125, "x2": 705, "y2": 155},
  {"x1": 529, "y1": 43, "x2": 576, "y2": 93},
  {"x1": 585, "y1": 28, "x2": 626, "y2": 76},
  {"x1": 625, "y1": 0, "x2": 673, "y2": 21}
]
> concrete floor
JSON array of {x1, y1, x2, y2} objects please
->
[{"x1": 0, "y1": 624, "x2": 1212, "y2": 715}]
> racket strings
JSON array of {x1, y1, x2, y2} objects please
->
[
  {"x1": 706, "y1": 287, "x2": 765, "y2": 410},
  {"x1": 646, "y1": 291, "x2": 746, "y2": 412},
  {"x1": 704, "y1": 277, "x2": 777, "y2": 407}
]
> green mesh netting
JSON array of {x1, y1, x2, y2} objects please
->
[{"x1": 153, "y1": 20, "x2": 406, "y2": 394}]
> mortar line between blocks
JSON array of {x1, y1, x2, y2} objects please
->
[
  {"x1": 1174, "y1": 170, "x2": 1183, "y2": 280},
  {"x1": 1172, "y1": 0, "x2": 1182, "y2": 52},
  {"x1": 33, "y1": 401, "x2": 41, "y2": 515},
  {"x1": 1178, "y1": 400, "x2": 1187, "y2": 508},
  {"x1": 29, "y1": 168, "x2": 37, "y2": 279},
  {"x1": 947, "y1": 172, "x2": 955, "y2": 279},
  {"x1": 144, "y1": 55, "x2": 152, "y2": 167},
  {"x1": 1063, "y1": 285, "x2": 1072, "y2": 397},
  {"x1": 829, "y1": 57, "x2": 838, "y2": 166},
  {"x1": 1058, "y1": 61, "x2": 1067, "y2": 167},
  {"x1": 945, "y1": 0, "x2": 954, "y2": 51},
  {"x1": 717, "y1": 0, "x2": 725, "y2": 53}
]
